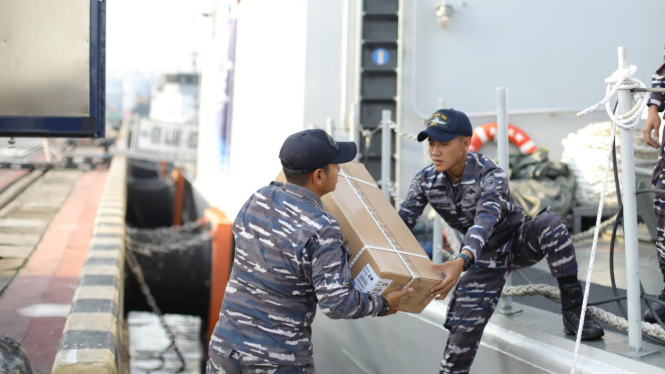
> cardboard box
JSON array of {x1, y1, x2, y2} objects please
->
[{"x1": 278, "y1": 162, "x2": 443, "y2": 313}]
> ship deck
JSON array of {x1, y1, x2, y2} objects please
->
[{"x1": 311, "y1": 236, "x2": 665, "y2": 374}]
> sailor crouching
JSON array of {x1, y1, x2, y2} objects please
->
[
  {"x1": 398, "y1": 108, "x2": 604, "y2": 374},
  {"x1": 206, "y1": 129, "x2": 411, "y2": 374}
]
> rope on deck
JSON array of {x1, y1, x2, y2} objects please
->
[{"x1": 503, "y1": 283, "x2": 665, "y2": 344}]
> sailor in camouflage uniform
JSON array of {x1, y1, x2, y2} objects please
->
[
  {"x1": 642, "y1": 43, "x2": 665, "y2": 324},
  {"x1": 398, "y1": 109, "x2": 604, "y2": 374},
  {"x1": 206, "y1": 129, "x2": 411, "y2": 374}
]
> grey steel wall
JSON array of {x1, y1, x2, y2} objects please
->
[{"x1": 397, "y1": 0, "x2": 665, "y2": 199}]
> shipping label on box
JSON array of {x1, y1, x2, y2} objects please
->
[{"x1": 354, "y1": 263, "x2": 393, "y2": 294}]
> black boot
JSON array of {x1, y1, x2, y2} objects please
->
[
  {"x1": 644, "y1": 288, "x2": 665, "y2": 324},
  {"x1": 560, "y1": 281, "x2": 604, "y2": 340}
]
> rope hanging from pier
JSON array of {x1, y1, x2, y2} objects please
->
[{"x1": 572, "y1": 62, "x2": 650, "y2": 373}]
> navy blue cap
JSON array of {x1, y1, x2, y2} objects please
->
[
  {"x1": 279, "y1": 129, "x2": 358, "y2": 174},
  {"x1": 417, "y1": 109, "x2": 473, "y2": 142}
]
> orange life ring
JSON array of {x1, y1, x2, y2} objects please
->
[{"x1": 469, "y1": 122, "x2": 537, "y2": 154}]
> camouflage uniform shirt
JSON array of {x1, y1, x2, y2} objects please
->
[
  {"x1": 649, "y1": 43, "x2": 665, "y2": 274},
  {"x1": 647, "y1": 43, "x2": 665, "y2": 114},
  {"x1": 398, "y1": 152, "x2": 525, "y2": 260},
  {"x1": 209, "y1": 181, "x2": 384, "y2": 366}
]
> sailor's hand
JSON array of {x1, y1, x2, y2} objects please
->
[
  {"x1": 643, "y1": 106, "x2": 662, "y2": 148},
  {"x1": 382, "y1": 287, "x2": 413, "y2": 316},
  {"x1": 429, "y1": 258, "x2": 464, "y2": 300}
]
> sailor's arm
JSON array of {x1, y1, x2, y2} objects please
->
[
  {"x1": 428, "y1": 171, "x2": 508, "y2": 300},
  {"x1": 650, "y1": 59, "x2": 665, "y2": 109},
  {"x1": 397, "y1": 174, "x2": 429, "y2": 229},
  {"x1": 458, "y1": 171, "x2": 508, "y2": 260},
  {"x1": 429, "y1": 248, "x2": 474, "y2": 300},
  {"x1": 644, "y1": 60, "x2": 665, "y2": 148}
]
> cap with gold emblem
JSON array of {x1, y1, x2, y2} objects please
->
[{"x1": 417, "y1": 108, "x2": 472, "y2": 143}]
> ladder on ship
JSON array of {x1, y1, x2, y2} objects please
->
[{"x1": 357, "y1": 0, "x2": 399, "y2": 193}]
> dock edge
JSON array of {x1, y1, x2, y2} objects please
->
[{"x1": 51, "y1": 154, "x2": 127, "y2": 374}]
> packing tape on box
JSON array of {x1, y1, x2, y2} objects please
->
[
  {"x1": 349, "y1": 245, "x2": 429, "y2": 267},
  {"x1": 339, "y1": 170, "x2": 422, "y2": 289},
  {"x1": 339, "y1": 173, "x2": 379, "y2": 188}
]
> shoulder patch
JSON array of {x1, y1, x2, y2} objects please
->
[
  {"x1": 482, "y1": 174, "x2": 497, "y2": 192},
  {"x1": 406, "y1": 178, "x2": 423, "y2": 201}
]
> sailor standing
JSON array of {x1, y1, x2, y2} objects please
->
[
  {"x1": 642, "y1": 43, "x2": 665, "y2": 323},
  {"x1": 398, "y1": 109, "x2": 604, "y2": 374},
  {"x1": 206, "y1": 129, "x2": 411, "y2": 374}
]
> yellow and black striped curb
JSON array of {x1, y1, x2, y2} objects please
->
[{"x1": 52, "y1": 155, "x2": 127, "y2": 374}]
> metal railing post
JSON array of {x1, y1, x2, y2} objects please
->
[
  {"x1": 617, "y1": 47, "x2": 647, "y2": 357},
  {"x1": 496, "y1": 88, "x2": 509, "y2": 174},
  {"x1": 381, "y1": 110, "x2": 392, "y2": 200},
  {"x1": 432, "y1": 216, "x2": 444, "y2": 264},
  {"x1": 496, "y1": 87, "x2": 522, "y2": 316}
]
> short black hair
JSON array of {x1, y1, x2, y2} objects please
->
[{"x1": 284, "y1": 164, "x2": 329, "y2": 187}]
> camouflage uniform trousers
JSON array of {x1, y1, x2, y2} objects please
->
[
  {"x1": 653, "y1": 144, "x2": 665, "y2": 277},
  {"x1": 206, "y1": 345, "x2": 315, "y2": 374},
  {"x1": 439, "y1": 208, "x2": 578, "y2": 374}
]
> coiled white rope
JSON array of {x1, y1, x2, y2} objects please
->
[
  {"x1": 577, "y1": 65, "x2": 649, "y2": 128},
  {"x1": 570, "y1": 64, "x2": 650, "y2": 374},
  {"x1": 562, "y1": 122, "x2": 658, "y2": 210}
]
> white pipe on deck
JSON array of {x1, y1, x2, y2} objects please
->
[
  {"x1": 617, "y1": 46, "x2": 643, "y2": 354},
  {"x1": 496, "y1": 87, "x2": 520, "y2": 315}
]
